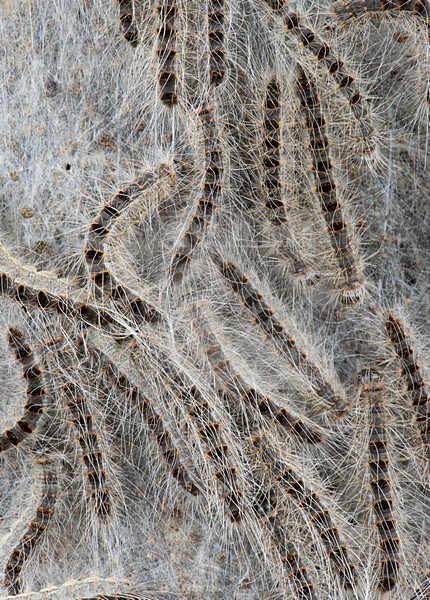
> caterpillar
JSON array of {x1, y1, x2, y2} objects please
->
[
  {"x1": 3, "y1": 450, "x2": 60, "y2": 595},
  {"x1": 296, "y1": 67, "x2": 367, "y2": 306},
  {"x1": 208, "y1": 1, "x2": 226, "y2": 85},
  {"x1": 170, "y1": 103, "x2": 223, "y2": 285},
  {"x1": 41, "y1": 337, "x2": 111, "y2": 518},
  {"x1": 156, "y1": 3, "x2": 178, "y2": 106},
  {"x1": 62, "y1": 382, "x2": 111, "y2": 518},
  {"x1": 0, "y1": 271, "x2": 114, "y2": 329},
  {"x1": 128, "y1": 388, "x2": 200, "y2": 496},
  {"x1": 360, "y1": 370, "x2": 400, "y2": 591},
  {"x1": 211, "y1": 251, "x2": 348, "y2": 416},
  {"x1": 82, "y1": 331, "x2": 201, "y2": 495},
  {"x1": 385, "y1": 314, "x2": 430, "y2": 458},
  {"x1": 166, "y1": 366, "x2": 245, "y2": 522},
  {"x1": 195, "y1": 311, "x2": 322, "y2": 443},
  {"x1": 252, "y1": 436, "x2": 357, "y2": 589},
  {"x1": 0, "y1": 241, "x2": 78, "y2": 297},
  {"x1": 331, "y1": 0, "x2": 430, "y2": 33},
  {"x1": 254, "y1": 489, "x2": 317, "y2": 598},
  {"x1": 0, "y1": 328, "x2": 46, "y2": 453},
  {"x1": 265, "y1": 8, "x2": 376, "y2": 155},
  {"x1": 85, "y1": 171, "x2": 166, "y2": 324},
  {"x1": 265, "y1": 0, "x2": 288, "y2": 12},
  {"x1": 117, "y1": 1, "x2": 139, "y2": 47},
  {"x1": 259, "y1": 78, "x2": 316, "y2": 281},
  {"x1": 261, "y1": 78, "x2": 287, "y2": 224}
]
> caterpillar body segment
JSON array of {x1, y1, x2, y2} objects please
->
[
  {"x1": 278, "y1": 469, "x2": 356, "y2": 588},
  {"x1": 296, "y1": 67, "x2": 367, "y2": 306},
  {"x1": 385, "y1": 314, "x2": 430, "y2": 457},
  {"x1": 211, "y1": 252, "x2": 348, "y2": 416},
  {"x1": 196, "y1": 315, "x2": 322, "y2": 443},
  {"x1": 360, "y1": 370, "x2": 401, "y2": 591},
  {"x1": 170, "y1": 103, "x2": 223, "y2": 285},
  {"x1": 0, "y1": 328, "x2": 46, "y2": 453},
  {"x1": 117, "y1": 1, "x2": 139, "y2": 46},
  {"x1": 44, "y1": 336, "x2": 112, "y2": 517},
  {"x1": 156, "y1": 3, "x2": 178, "y2": 105},
  {"x1": 261, "y1": 78, "x2": 287, "y2": 225},
  {"x1": 3, "y1": 452, "x2": 59, "y2": 595},
  {"x1": 208, "y1": 1, "x2": 226, "y2": 85},
  {"x1": 0, "y1": 273, "x2": 114, "y2": 330},
  {"x1": 85, "y1": 172, "x2": 164, "y2": 324}
]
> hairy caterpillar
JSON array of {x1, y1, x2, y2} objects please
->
[
  {"x1": 208, "y1": 1, "x2": 226, "y2": 85},
  {"x1": 194, "y1": 309, "x2": 323, "y2": 443},
  {"x1": 360, "y1": 370, "x2": 400, "y2": 591},
  {"x1": 252, "y1": 436, "x2": 357, "y2": 589},
  {"x1": 258, "y1": 77, "x2": 316, "y2": 281},
  {"x1": 296, "y1": 67, "x2": 367, "y2": 306},
  {"x1": 170, "y1": 104, "x2": 223, "y2": 285},
  {"x1": 42, "y1": 337, "x2": 112, "y2": 517},
  {"x1": 385, "y1": 314, "x2": 430, "y2": 458},
  {"x1": 117, "y1": 1, "x2": 139, "y2": 47},
  {"x1": 0, "y1": 328, "x2": 46, "y2": 453},
  {"x1": 3, "y1": 451, "x2": 60, "y2": 595},
  {"x1": 211, "y1": 251, "x2": 348, "y2": 416},
  {"x1": 263, "y1": 7, "x2": 376, "y2": 155},
  {"x1": 62, "y1": 382, "x2": 111, "y2": 518},
  {"x1": 331, "y1": 0, "x2": 430, "y2": 32},
  {"x1": 83, "y1": 330, "x2": 201, "y2": 495},
  {"x1": 254, "y1": 488, "x2": 317, "y2": 598},
  {"x1": 85, "y1": 172, "x2": 164, "y2": 324},
  {"x1": 164, "y1": 366, "x2": 244, "y2": 522},
  {"x1": 156, "y1": 3, "x2": 178, "y2": 106}
]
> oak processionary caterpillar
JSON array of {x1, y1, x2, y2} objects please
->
[
  {"x1": 275, "y1": 10, "x2": 377, "y2": 156},
  {"x1": 85, "y1": 172, "x2": 162, "y2": 324},
  {"x1": 170, "y1": 103, "x2": 223, "y2": 285},
  {"x1": 117, "y1": 1, "x2": 139, "y2": 47},
  {"x1": 296, "y1": 67, "x2": 367, "y2": 306},
  {"x1": 211, "y1": 251, "x2": 349, "y2": 416},
  {"x1": 156, "y1": 3, "x2": 178, "y2": 106},
  {"x1": 254, "y1": 486, "x2": 317, "y2": 597},
  {"x1": 252, "y1": 435, "x2": 357, "y2": 589},
  {"x1": 0, "y1": 328, "x2": 46, "y2": 453},
  {"x1": 3, "y1": 451, "x2": 60, "y2": 595},
  {"x1": 196, "y1": 311, "x2": 323, "y2": 444},
  {"x1": 360, "y1": 370, "x2": 401, "y2": 591},
  {"x1": 331, "y1": 0, "x2": 430, "y2": 33},
  {"x1": 385, "y1": 314, "x2": 430, "y2": 458},
  {"x1": 208, "y1": 1, "x2": 226, "y2": 85}
]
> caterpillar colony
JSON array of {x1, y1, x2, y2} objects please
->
[{"x1": 0, "y1": 0, "x2": 428, "y2": 598}]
